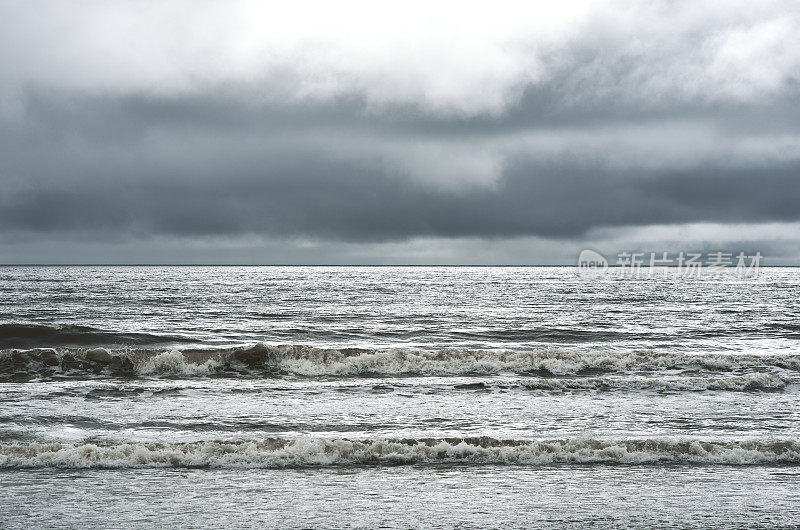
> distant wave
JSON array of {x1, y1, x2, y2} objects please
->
[
  {"x1": 2, "y1": 437, "x2": 799, "y2": 468},
  {"x1": 2, "y1": 344, "x2": 800, "y2": 382},
  {"x1": 0, "y1": 323, "x2": 196, "y2": 348},
  {"x1": 447, "y1": 328, "x2": 636, "y2": 342}
]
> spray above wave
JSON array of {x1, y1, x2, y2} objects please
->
[
  {"x1": 0, "y1": 323, "x2": 196, "y2": 349},
  {"x1": 2, "y1": 344, "x2": 800, "y2": 381},
  {"x1": 2, "y1": 437, "x2": 799, "y2": 469}
]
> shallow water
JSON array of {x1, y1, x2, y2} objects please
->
[{"x1": 3, "y1": 466, "x2": 800, "y2": 528}]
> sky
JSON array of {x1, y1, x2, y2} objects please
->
[{"x1": 1, "y1": 0, "x2": 799, "y2": 264}]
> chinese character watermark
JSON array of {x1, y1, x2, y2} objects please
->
[{"x1": 577, "y1": 250, "x2": 762, "y2": 279}]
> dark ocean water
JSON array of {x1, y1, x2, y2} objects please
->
[{"x1": 1, "y1": 266, "x2": 799, "y2": 528}]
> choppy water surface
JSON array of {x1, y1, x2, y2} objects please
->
[{"x1": 1, "y1": 266, "x2": 799, "y2": 527}]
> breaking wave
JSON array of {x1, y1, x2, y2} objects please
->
[
  {"x1": 2, "y1": 344, "x2": 800, "y2": 382},
  {"x1": 2, "y1": 437, "x2": 799, "y2": 468},
  {"x1": 228, "y1": 345, "x2": 800, "y2": 377}
]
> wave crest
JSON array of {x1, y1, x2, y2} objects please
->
[
  {"x1": 2, "y1": 344, "x2": 800, "y2": 382},
  {"x1": 221, "y1": 345, "x2": 800, "y2": 376},
  {"x1": 2, "y1": 437, "x2": 799, "y2": 468}
]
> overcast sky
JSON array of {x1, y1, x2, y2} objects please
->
[{"x1": 1, "y1": 0, "x2": 799, "y2": 264}]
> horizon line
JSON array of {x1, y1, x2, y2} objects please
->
[{"x1": 0, "y1": 264, "x2": 797, "y2": 267}]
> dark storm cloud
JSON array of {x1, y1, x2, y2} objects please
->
[{"x1": 1, "y1": 88, "x2": 799, "y2": 244}]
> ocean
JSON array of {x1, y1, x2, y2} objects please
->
[{"x1": 1, "y1": 266, "x2": 799, "y2": 528}]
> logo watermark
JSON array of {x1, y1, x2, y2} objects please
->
[{"x1": 577, "y1": 250, "x2": 762, "y2": 279}]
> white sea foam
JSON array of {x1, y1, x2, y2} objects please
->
[
  {"x1": 135, "y1": 350, "x2": 221, "y2": 376},
  {"x1": 2, "y1": 437, "x2": 799, "y2": 468},
  {"x1": 254, "y1": 346, "x2": 800, "y2": 376}
]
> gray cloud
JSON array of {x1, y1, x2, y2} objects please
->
[
  {"x1": 1, "y1": 1, "x2": 800, "y2": 262},
  {"x1": 2, "y1": 88, "x2": 799, "y2": 244}
]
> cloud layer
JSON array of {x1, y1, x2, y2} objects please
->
[{"x1": 1, "y1": 0, "x2": 799, "y2": 263}]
